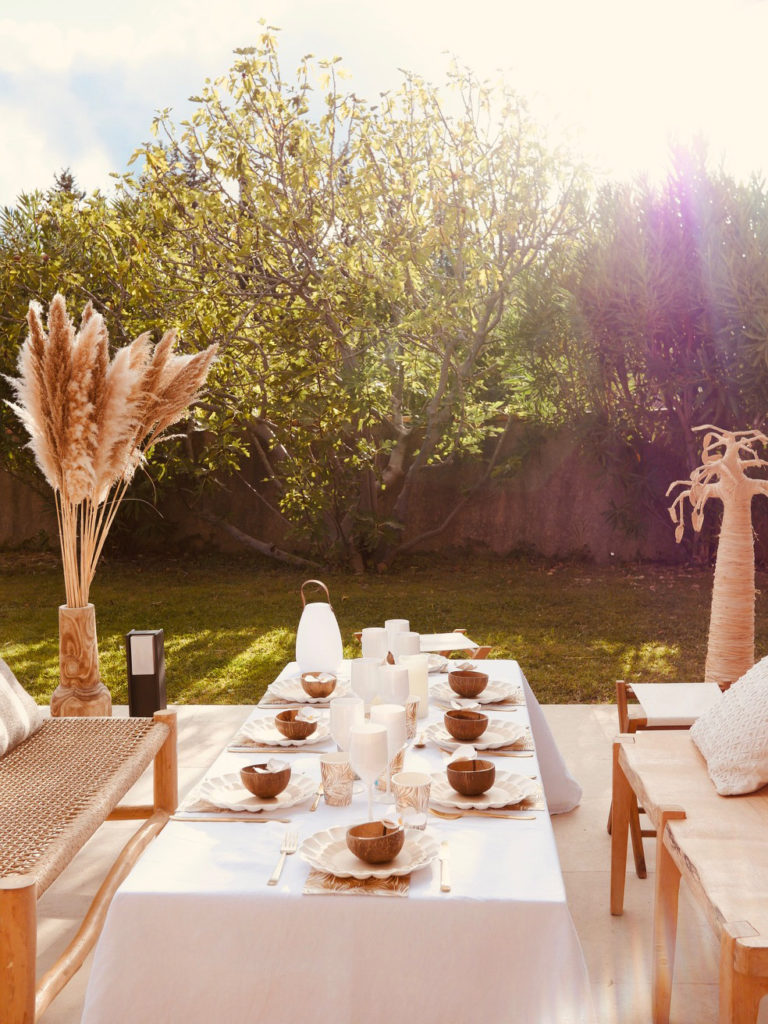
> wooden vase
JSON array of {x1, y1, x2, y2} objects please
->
[{"x1": 50, "y1": 603, "x2": 112, "y2": 717}]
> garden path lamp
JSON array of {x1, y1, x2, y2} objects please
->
[{"x1": 125, "y1": 629, "x2": 166, "y2": 717}]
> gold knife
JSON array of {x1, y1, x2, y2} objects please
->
[
  {"x1": 439, "y1": 840, "x2": 451, "y2": 892},
  {"x1": 228, "y1": 746, "x2": 324, "y2": 754},
  {"x1": 310, "y1": 783, "x2": 323, "y2": 811},
  {"x1": 172, "y1": 815, "x2": 292, "y2": 823},
  {"x1": 439, "y1": 746, "x2": 534, "y2": 758}
]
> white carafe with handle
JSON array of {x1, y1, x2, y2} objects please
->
[{"x1": 295, "y1": 579, "x2": 344, "y2": 674}]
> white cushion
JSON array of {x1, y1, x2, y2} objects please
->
[
  {"x1": 0, "y1": 656, "x2": 44, "y2": 756},
  {"x1": 690, "y1": 655, "x2": 768, "y2": 795}
]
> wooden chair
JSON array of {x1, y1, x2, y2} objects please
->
[
  {"x1": 607, "y1": 680, "x2": 723, "y2": 878},
  {"x1": 0, "y1": 710, "x2": 177, "y2": 1024}
]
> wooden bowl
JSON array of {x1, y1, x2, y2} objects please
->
[
  {"x1": 444, "y1": 708, "x2": 489, "y2": 742},
  {"x1": 346, "y1": 821, "x2": 405, "y2": 864},
  {"x1": 300, "y1": 672, "x2": 337, "y2": 698},
  {"x1": 240, "y1": 763, "x2": 291, "y2": 798},
  {"x1": 274, "y1": 709, "x2": 318, "y2": 740},
  {"x1": 447, "y1": 669, "x2": 489, "y2": 698},
  {"x1": 446, "y1": 758, "x2": 496, "y2": 796}
]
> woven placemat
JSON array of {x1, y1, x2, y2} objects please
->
[{"x1": 303, "y1": 869, "x2": 410, "y2": 896}]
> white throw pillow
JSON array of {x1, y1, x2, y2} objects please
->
[
  {"x1": 690, "y1": 655, "x2": 768, "y2": 795},
  {"x1": 0, "y1": 656, "x2": 44, "y2": 757}
]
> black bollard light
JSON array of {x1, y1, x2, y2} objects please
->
[{"x1": 125, "y1": 629, "x2": 166, "y2": 717}]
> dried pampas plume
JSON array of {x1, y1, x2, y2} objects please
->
[{"x1": 6, "y1": 294, "x2": 217, "y2": 607}]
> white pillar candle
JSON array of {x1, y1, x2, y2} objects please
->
[
  {"x1": 392, "y1": 631, "x2": 420, "y2": 662},
  {"x1": 399, "y1": 653, "x2": 430, "y2": 719},
  {"x1": 369, "y1": 704, "x2": 407, "y2": 760},
  {"x1": 361, "y1": 627, "x2": 389, "y2": 661},
  {"x1": 377, "y1": 664, "x2": 410, "y2": 705}
]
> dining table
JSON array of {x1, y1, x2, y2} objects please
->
[{"x1": 81, "y1": 659, "x2": 592, "y2": 1024}]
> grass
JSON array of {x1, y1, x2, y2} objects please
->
[{"x1": 2, "y1": 550, "x2": 765, "y2": 706}]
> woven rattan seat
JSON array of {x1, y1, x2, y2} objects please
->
[
  {"x1": 0, "y1": 709, "x2": 177, "y2": 1023},
  {"x1": 0, "y1": 717, "x2": 168, "y2": 896}
]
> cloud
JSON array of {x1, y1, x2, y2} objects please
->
[{"x1": 2, "y1": 0, "x2": 768, "y2": 206}]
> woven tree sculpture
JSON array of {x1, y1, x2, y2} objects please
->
[{"x1": 668, "y1": 425, "x2": 768, "y2": 684}]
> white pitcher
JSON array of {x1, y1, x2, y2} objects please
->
[{"x1": 295, "y1": 579, "x2": 344, "y2": 674}]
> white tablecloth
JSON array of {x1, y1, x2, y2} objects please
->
[{"x1": 82, "y1": 661, "x2": 591, "y2": 1024}]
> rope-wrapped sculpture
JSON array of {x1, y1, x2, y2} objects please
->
[{"x1": 668, "y1": 425, "x2": 768, "y2": 685}]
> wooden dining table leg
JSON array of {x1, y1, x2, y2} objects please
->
[{"x1": 0, "y1": 873, "x2": 36, "y2": 1024}]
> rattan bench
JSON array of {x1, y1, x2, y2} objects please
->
[{"x1": 0, "y1": 709, "x2": 177, "y2": 1023}]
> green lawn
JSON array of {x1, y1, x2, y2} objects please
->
[{"x1": 1, "y1": 551, "x2": 762, "y2": 706}]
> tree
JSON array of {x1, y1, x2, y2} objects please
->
[
  {"x1": 124, "y1": 31, "x2": 587, "y2": 568},
  {"x1": 668, "y1": 426, "x2": 768, "y2": 682},
  {"x1": 507, "y1": 147, "x2": 768, "y2": 548}
]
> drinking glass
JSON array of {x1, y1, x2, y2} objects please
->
[
  {"x1": 349, "y1": 722, "x2": 389, "y2": 821},
  {"x1": 377, "y1": 664, "x2": 410, "y2": 705},
  {"x1": 329, "y1": 695, "x2": 365, "y2": 752},
  {"x1": 350, "y1": 657, "x2": 380, "y2": 709},
  {"x1": 361, "y1": 627, "x2": 388, "y2": 661},
  {"x1": 392, "y1": 631, "x2": 420, "y2": 662},
  {"x1": 384, "y1": 619, "x2": 409, "y2": 656}
]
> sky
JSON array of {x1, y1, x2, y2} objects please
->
[{"x1": 1, "y1": 0, "x2": 768, "y2": 207}]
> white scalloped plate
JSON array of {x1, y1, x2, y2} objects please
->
[
  {"x1": 266, "y1": 675, "x2": 351, "y2": 704},
  {"x1": 425, "y1": 719, "x2": 528, "y2": 751},
  {"x1": 429, "y1": 770, "x2": 540, "y2": 811},
  {"x1": 430, "y1": 679, "x2": 521, "y2": 706},
  {"x1": 197, "y1": 771, "x2": 316, "y2": 812},
  {"x1": 299, "y1": 825, "x2": 440, "y2": 879},
  {"x1": 240, "y1": 716, "x2": 331, "y2": 747}
]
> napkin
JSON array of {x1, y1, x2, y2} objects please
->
[
  {"x1": 252, "y1": 758, "x2": 289, "y2": 774},
  {"x1": 303, "y1": 870, "x2": 410, "y2": 897},
  {"x1": 296, "y1": 707, "x2": 319, "y2": 722},
  {"x1": 444, "y1": 744, "x2": 478, "y2": 764}
]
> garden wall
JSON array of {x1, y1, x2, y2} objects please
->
[
  {"x1": 0, "y1": 470, "x2": 56, "y2": 549},
  {"x1": 401, "y1": 433, "x2": 680, "y2": 563},
  {"x1": 0, "y1": 432, "x2": 682, "y2": 563}
]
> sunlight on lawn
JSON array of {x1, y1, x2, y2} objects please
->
[{"x1": 591, "y1": 638, "x2": 682, "y2": 680}]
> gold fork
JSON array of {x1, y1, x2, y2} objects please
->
[{"x1": 267, "y1": 828, "x2": 299, "y2": 885}]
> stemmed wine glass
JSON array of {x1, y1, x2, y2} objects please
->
[
  {"x1": 348, "y1": 722, "x2": 389, "y2": 821},
  {"x1": 370, "y1": 704, "x2": 407, "y2": 802},
  {"x1": 329, "y1": 695, "x2": 365, "y2": 752},
  {"x1": 350, "y1": 657, "x2": 380, "y2": 710}
]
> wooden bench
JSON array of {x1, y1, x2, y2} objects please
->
[
  {"x1": 0, "y1": 710, "x2": 177, "y2": 1023},
  {"x1": 610, "y1": 731, "x2": 768, "y2": 1023},
  {"x1": 608, "y1": 681, "x2": 724, "y2": 878}
]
